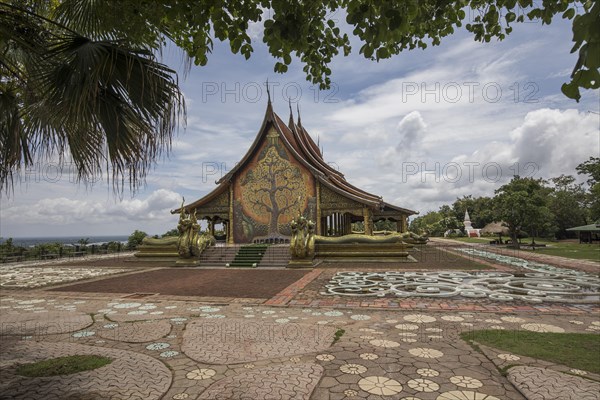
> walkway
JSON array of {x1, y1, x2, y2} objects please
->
[{"x1": 0, "y1": 249, "x2": 598, "y2": 399}]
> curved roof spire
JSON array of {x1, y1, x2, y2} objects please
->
[
  {"x1": 297, "y1": 103, "x2": 302, "y2": 127},
  {"x1": 265, "y1": 78, "x2": 271, "y2": 104},
  {"x1": 288, "y1": 98, "x2": 294, "y2": 128}
]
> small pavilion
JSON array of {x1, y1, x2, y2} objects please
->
[
  {"x1": 175, "y1": 100, "x2": 417, "y2": 244},
  {"x1": 566, "y1": 223, "x2": 600, "y2": 243}
]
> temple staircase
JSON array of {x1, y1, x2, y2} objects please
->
[
  {"x1": 258, "y1": 244, "x2": 291, "y2": 267},
  {"x1": 228, "y1": 244, "x2": 270, "y2": 268},
  {"x1": 197, "y1": 246, "x2": 238, "y2": 267}
]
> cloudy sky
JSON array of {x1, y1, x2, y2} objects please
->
[{"x1": 1, "y1": 12, "x2": 599, "y2": 238}]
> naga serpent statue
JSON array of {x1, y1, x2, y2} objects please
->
[
  {"x1": 290, "y1": 215, "x2": 316, "y2": 260},
  {"x1": 176, "y1": 200, "x2": 216, "y2": 258}
]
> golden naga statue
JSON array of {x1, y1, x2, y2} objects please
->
[
  {"x1": 176, "y1": 200, "x2": 216, "y2": 258},
  {"x1": 371, "y1": 230, "x2": 429, "y2": 244},
  {"x1": 290, "y1": 215, "x2": 316, "y2": 260}
]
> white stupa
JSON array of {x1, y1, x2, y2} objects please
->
[{"x1": 464, "y1": 209, "x2": 481, "y2": 237}]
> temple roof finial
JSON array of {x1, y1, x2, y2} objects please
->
[
  {"x1": 265, "y1": 78, "x2": 271, "y2": 105},
  {"x1": 288, "y1": 97, "x2": 295, "y2": 128},
  {"x1": 297, "y1": 103, "x2": 302, "y2": 127}
]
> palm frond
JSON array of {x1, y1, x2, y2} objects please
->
[{"x1": 0, "y1": 2, "x2": 185, "y2": 194}]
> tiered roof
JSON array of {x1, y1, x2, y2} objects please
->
[{"x1": 179, "y1": 100, "x2": 416, "y2": 216}]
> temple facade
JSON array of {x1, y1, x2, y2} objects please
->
[{"x1": 175, "y1": 101, "x2": 417, "y2": 244}]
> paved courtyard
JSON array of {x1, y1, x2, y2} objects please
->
[{"x1": 0, "y1": 243, "x2": 598, "y2": 399}]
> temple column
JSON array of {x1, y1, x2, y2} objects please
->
[
  {"x1": 316, "y1": 181, "x2": 322, "y2": 235},
  {"x1": 401, "y1": 215, "x2": 408, "y2": 232},
  {"x1": 209, "y1": 219, "x2": 215, "y2": 236},
  {"x1": 334, "y1": 214, "x2": 338, "y2": 236},
  {"x1": 228, "y1": 185, "x2": 234, "y2": 244},
  {"x1": 396, "y1": 220, "x2": 402, "y2": 233},
  {"x1": 363, "y1": 207, "x2": 373, "y2": 236}
]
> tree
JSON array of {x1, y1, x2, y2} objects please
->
[
  {"x1": 127, "y1": 229, "x2": 148, "y2": 250},
  {"x1": 1, "y1": 1, "x2": 184, "y2": 193},
  {"x1": 548, "y1": 175, "x2": 588, "y2": 238},
  {"x1": 452, "y1": 195, "x2": 494, "y2": 229},
  {"x1": 162, "y1": 228, "x2": 179, "y2": 237},
  {"x1": 2, "y1": 1, "x2": 598, "y2": 192},
  {"x1": 409, "y1": 205, "x2": 460, "y2": 236},
  {"x1": 492, "y1": 176, "x2": 554, "y2": 249},
  {"x1": 576, "y1": 157, "x2": 600, "y2": 221},
  {"x1": 26, "y1": 0, "x2": 593, "y2": 94}
]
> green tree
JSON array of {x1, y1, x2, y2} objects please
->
[
  {"x1": 162, "y1": 228, "x2": 179, "y2": 237},
  {"x1": 548, "y1": 175, "x2": 588, "y2": 238},
  {"x1": 409, "y1": 206, "x2": 460, "y2": 236},
  {"x1": 2, "y1": 1, "x2": 598, "y2": 193},
  {"x1": 127, "y1": 230, "x2": 148, "y2": 250},
  {"x1": 492, "y1": 176, "x2": 555, "y2": 249},
  {"x1": 576, "y1": 157, "x2": 600, "y2": 221},
  {"x1": 452, "y1": 195, "x2": 495, "y2": 229}
]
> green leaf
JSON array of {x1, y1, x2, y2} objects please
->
[
  {"x1": 561, "y1": 82, "x2": 581, "y2": 101},
  {"x1": 562, "y1": 8, "x2": 576, "y2": 20}
]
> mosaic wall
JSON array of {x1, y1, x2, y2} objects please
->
[{"x1": 233, "y1": 127, "x2": 315, "y2": 242}]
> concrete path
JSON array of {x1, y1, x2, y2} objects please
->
[{"x1": 0, "y1": 250, "x2": 598, "y2": 399}]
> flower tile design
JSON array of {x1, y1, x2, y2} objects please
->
[
  {"x1": 417, "y1": 368, "x2": 440, "y2": 377},
  {"x1": 360, "y1": 353, "x2": 379, "y2": 360},
  {"x1": 521, "y1": 323, "x2": 565, "y2": 333},
  {"x1": 409, "y1": 347, "x2": 444, "y2": 358},
  {"x1": 72, "y1": 330, "x2": 95, "y2": 338},
  {"x1": 450, "y1": 376, "x2": 483, "y2": 389},
  {"x1": 358, "y1": 376, "x2": 403, "y2": 396},
  {"x1": 395, "y1": 323, "x2": 419, "y2": 330},
  {"x1": 404, "y1": 314, "x2": 437, "y2": 323},
  {"x1": 186, "y1": 368, "x2": 216, "y2": 380},
  {"x1": 570, "y1": 369, "x2": 587, "y2": 375},
  {"x1": 436, "y1": 390, "x2": 500, "y2": 400},
  {"x1": 113, "y1": 302, "x2": 141, "y2": 309},
  {"x1": 501, "y1": 316, "x2": 525, "y2": 323},
  {"x1": 316, "y1": 354, "x2": 335, "y2": 361},
  {"x1": 370, "y1": 339, "x2": 400, "y2": 348},
  {"x1": 146, "y1": 342, "x2": 170, "y2": 351},
  {"x1": 442, "y1": 316, "x2": 464, "y2": 322},
  {"x1": 340, "y1": 363, "x2": 367, "y2": 375},
  {"x1": 408, "y1": 378, "x2": 439, "y2": 392},
  {"x1": 497, "y1": 353, "x2": 520, "y2": 361}
]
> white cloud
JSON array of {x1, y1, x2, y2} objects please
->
[{"x1": 1, "y1": 189, "x2": 182, "y2": 227}]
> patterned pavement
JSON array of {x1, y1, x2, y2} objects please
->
[{"x1": 0, "y1": 250, "x2": 598, "y2": 399}]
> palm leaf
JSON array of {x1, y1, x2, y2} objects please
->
[{"x1": 0, "y1": 2, "x2": 185, "y2": 193}]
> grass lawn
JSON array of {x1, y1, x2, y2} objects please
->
[
  {"x1": 461, "y1": 330, "x2": 600, "y2": 374},
  {"x1": 519, "y1": 242, "x2": 600, "y2": 262},
  {"x1": 447, "y1": 237, "x2": 600, "y2": 263},
  {"x1": 16, "y1": 355, "x2": 112, "y2": 377}
]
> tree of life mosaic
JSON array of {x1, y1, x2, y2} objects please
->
[{"x1": 238, "y1": 129, "x2": 313, "y2": 241}]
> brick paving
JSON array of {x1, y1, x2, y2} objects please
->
[
  {"x1": 508, "y1": 366, "x2": 600, "y2": 400},
  {"x1": 0, "y1": 249, "x2": 598, "y2": 400},
  {"x1": 0, "y1": 341, "x2": 171, "y2": 400}
]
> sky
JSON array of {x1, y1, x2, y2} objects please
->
[{"x1": 1, "y1": 11, "x2": 599, "y2": 238}]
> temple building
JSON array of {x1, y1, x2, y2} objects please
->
[{"x1": 176, "y1": 100, "x2": 417, "y2": 244}]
